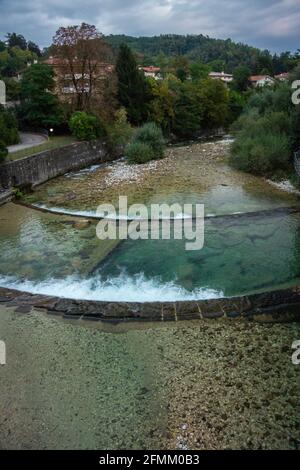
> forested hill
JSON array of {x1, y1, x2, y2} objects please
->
[{"x1": 105, "y1": 34, "x2": 290, "y2": 74}]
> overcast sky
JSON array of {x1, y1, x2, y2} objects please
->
[{"x1": 0, "y1": 0, "x2": 299, "y2": 52}]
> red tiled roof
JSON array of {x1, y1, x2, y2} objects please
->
[
  {"x1": 275, "y1": 72, "x2": 289, "y2": 79},
  {"x1": 142, "y1": 66, "x2": 160, "y2": 73},
  {"x1": 249, "y1": 75, "x2": 273, "y2": 82}
]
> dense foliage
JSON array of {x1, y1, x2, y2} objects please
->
[
  {"x1": 148, "y1": 75, "x2": 230, "y2": 138},
  {"x1": 126, "y1": 122, "x2": 165, "y2": 164},
  {"x1": 106, "y1": 108, "x2": 133, "y2": 151},
  {"x1": 0, "y1": 104, "x2": 19, "y2": 146},
  {"x1": 116, "y1": 44, "x2": 152, "y2": 125},
  {"x1": 126, "y1": 141, "x2": 155, "y2": 164},
  {"x1": 0, "y1": 140, "x2": 8, "y2": 163},
  {"x1": 0, "y1": 33, "x2": 39, "y2": 85},
  {"x1": 230, "y1": 75, "x2": 300, "y2": 178},
  {"x1": 107, "y1": 34, "x2": 299, "y2": 74},
  {"x1": 19, "y1": 63, "x2": 63, "y2": 129},
  {"x1": 69, "y1": 111, "x2": 105, "y2": 141}
]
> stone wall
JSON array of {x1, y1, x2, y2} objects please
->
[
  {"x1": 0, "y1": 140, "x2": 119, "y2": 189},
  {"x1": 0, "y1": 285, "x2": 300, "y2": 323}
]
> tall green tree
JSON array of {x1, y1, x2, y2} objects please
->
[
  {"x1": 20, "y1": 63, "x2": 63, "y2": 129},
  {"x1": 6, "y1": 33, "x2": 27, "y2": 50},
  {"x1": 0, "y1": 104, "x2": 19, "y2": 146},
  {"x1": 233, "y1": 65, "x2": 251, "y2": 92},
  {"x1": 116, "y1": 44, "x2": 152, "y2": 125}
]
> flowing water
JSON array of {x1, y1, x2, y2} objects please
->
[
  {"x1": 1, "y1": 139, "x2": 300, "y2": 301},
  {"x1": 0, "y1": 139, "x2": 300, "y2": 449}
]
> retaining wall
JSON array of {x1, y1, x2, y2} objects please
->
[{"x1": 0, "y1": 140, "x2": 119, "y2": 189}]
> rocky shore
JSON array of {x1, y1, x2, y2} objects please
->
[{"x1": 0, "y1": 305, "x2": 299, "y2": 449}]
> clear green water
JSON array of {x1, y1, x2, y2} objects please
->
[
  {"x1": 1, "y1": 203, "x2": 300, "y2": 300},
  {"x1": 1, "y1": 140, "x2": 300, "y2": 300}
]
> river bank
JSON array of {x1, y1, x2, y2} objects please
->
[{"x1": 0, "y1": 305, "x2": 299, "y2": 449}]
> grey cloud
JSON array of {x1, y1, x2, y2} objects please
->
[{"x1": 0, "y1": 0, "x2": 299, "y2": 51}]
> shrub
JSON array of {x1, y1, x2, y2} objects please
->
[
  {"x1": 0, "y1": 140, "x2": 8, "y2": 163},
  {"x1": 230, "y1": 131, "x2": 291, "y2": 176},
  {"x1": 69, "y1": 111, "x2": 105, "y2": 141},
  {"x1": 106, "y1": 108, "x2": 133, "y2": 151},
  {"x1": 133, "y1": 122, "x2": 165, "y2": 159},
  {"x1": 126, "y1": 141, "x2": 155, "y2": 164}
]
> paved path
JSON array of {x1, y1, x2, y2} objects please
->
[{"x1": 8, "y1": 132, "x2": 48, "y2": 153}]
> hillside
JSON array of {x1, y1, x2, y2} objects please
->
[{"x1": 105, "y1": 34, "x2": 287, "y2": 74}]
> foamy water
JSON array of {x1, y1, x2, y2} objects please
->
[{"x1": 0, "y1": 274, "x2": 222, "y2": 302}]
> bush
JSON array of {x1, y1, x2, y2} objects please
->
[
  {"x1": 69, "y1": 111, "x2": 105, "y2": 141},
  {"x1": 230, "y1": 131, "x2": 291, "y2": 176},
  {"x1": 126, "y1": 141, "x2": 155, "y2": 164},
  {"x1": 133, "y1": 122, "x2": 165, "y2": 159},
  {"x1": 106, "y1": 108, "x2": 133, "y2": 151},
  {"x1": 0, "y1": 140, "x2": 8, "y2": 163}
]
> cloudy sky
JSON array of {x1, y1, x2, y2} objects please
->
[{"x1": 0, "y1": 0, "x2": 299, "y2": 52}]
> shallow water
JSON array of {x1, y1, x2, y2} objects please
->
[
  {"x1": 0, "y1": 307, "x2": 299, "y2": 449},
  {"x1": 1, "y1": 140, "x2": 300, "y2": 301},
  {"x1": 25, "y1": 140, "x2": 300, "y2": 218}
]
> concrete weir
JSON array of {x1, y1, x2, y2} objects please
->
[{"x1": 0, "y1": 285, "x2": 300, "y2": 323}]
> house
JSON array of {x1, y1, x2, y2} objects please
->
[
  {"x1": 275, "y1": 72, "x2": 289, "y2": 82},
  {"x1": 209, "y1": 71, "x2": 233, "y2": 83},
  {"x1": 45, "y1": 56, "x2": 114, "y2": 99},
  {"x1": 139, "y1": 66, "x2": 161, "y2": 80},
  {"x1": 249, "y1": 75, "x2": 275, "y2": 87}
]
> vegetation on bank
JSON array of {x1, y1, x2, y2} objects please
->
[
  {"x1": 229, "y1": 65, "x2": 300, "y2": 179},
  {"x1": 0, "y1": 105, "x2": 19, "y2": 145},
  {"x1": 7, "y1": 136, "x2": 76, "y2": 161},
  {"x1": 69, "y1": 111, "x2": 105, "y2": 141},
  {"x1": 0, "y1": 140, "x2": 8, "y2": 163},
  {"x1": 126, "y1": 122, "x2": 165, "y2": 164}
]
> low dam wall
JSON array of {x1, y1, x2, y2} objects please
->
[
  {"x1": 0, "y1": 285, "x2": 300, "y2": 323},
  {"x1": 0, "y1": 140, "x2": 119, "y2": 190}
]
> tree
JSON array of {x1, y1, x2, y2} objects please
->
[
  {"x1": 148, "y1": 77, "x2": 176, "y2": 134},
  {"x1": 172, "y1": 56, "x2": 190, "y2": 81},
  {"x1": 190, "y1": 61, "x2": 210, "y2": 81},
  {"x1": 116, "y1": 43, "x2": 152, "y2": 125},
  {"x1": 0, "y1": 45, "x2": 37, "y2": 77},
  {"x1": 6, "y1": 33, "x2": 27, "y2": 50},
  {"x1": 0, "y1": 140, "x2": 8, "y2": 163},
  {"x1": 172, "y1": 80, "x2": 203, "y2": 138},
  {"x1": 233, "y1": 65, "x2": 251, "y2": 92},
  {"x1": 27, "y1": 41, "x2": 41, "y2": 56},
  {"x1": 69, "y1": 111, "x2": 105, "y2": 140},
  {"x1": 52, "y1": 23, "x2": 113, "y2": 112},
  {"x1": 0, "y1": 105, "x2": 19, "y2": 146},
  {"x1": 20, "y1": 63, "x2": 63, "y2": 129},
  {"x1": 197, "y1": 78, "x2": 229, "y2": 129}
]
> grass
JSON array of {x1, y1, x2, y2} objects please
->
[{"x1": 8, "y1": 136, "x2": 77, "y2": 161}]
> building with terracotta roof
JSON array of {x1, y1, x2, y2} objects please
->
[
  {"x1": 209, "y1": 71, "x2": 233, "y2": 83},
  {"x1": 249, "y1": 75, "x2": 275, "y2": 87},
  {"x1": 45, "y1": 56, "x2": 114, "y2": 101},
  {"x1": 139, "y1": 66, "x2": 161, "y2": 80},
  {"x1": 275, "y1": 72, "x2": 289, "y2": 81}
]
